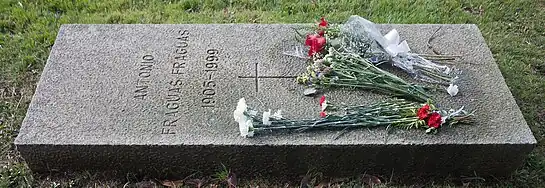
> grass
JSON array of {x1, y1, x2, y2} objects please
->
[{"x1": 1, "y1": 0, "x2": 544, "y2": 187}]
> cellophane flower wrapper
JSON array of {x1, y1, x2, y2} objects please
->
[
  {"x1": 282, "y1": 45, "x2": 310, "y2": 60},
  {"x1": 337, "y1": 15, "x2": 459, "y2": 85},
  {"x1": 284, "y1": 16, "x2": 459, "y2": 85},
  {"x1": 336, "y1": 15, "x2": 388, "y2": 58}
]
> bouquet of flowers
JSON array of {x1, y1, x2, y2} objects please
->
[
  {"x1": 285, "y1": 16, "x2": 461, "y2": 98},
  {"x1": 297, "y1": 47, "x2": 432, "y2": 102},
  {"x1": 233, "y1": 97, "x2": 473, "y2": 137},
  {"x1": 233, "y1": 16, "x2": 473, "y2": 138},
  {"x1": 336, "y1": 16, "x2": 459, "y2": 86}
]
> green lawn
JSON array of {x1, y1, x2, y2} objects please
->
[{"x1": 1, "y1": 0, "x2": 544, "y2": 187}]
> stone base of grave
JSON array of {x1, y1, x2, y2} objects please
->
[
  {"x1": 15, "y1": 24, "x2": 535, "y2": 179},
  {"x1": 17, "y1": 143, "x2": 533, "y2": 179}
]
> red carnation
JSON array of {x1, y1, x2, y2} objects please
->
[
  {"x1": 305, "y1": 34, "x2": 317, "y2": 46},
  {"x1": 319, "y1": 95, "x2": 326, "y2": 107},
  {"x1": 318, "y1": 30, "x2": 325, "y2": 37},
  {"x1": 315, "y1": 36, "x2": 326, "y2": 47},
  {"x1": 427, "y1": 112, "x2": 442, "y2": 128},
  {"x1": 320, "y1": 111, "x2": 327, "y2": 118},
  {"x1": 305, "y1": 34, "x2": 326, "y2": 56},
  {"x1": 318, "y1": 17, "x2": 328, "y2": 28},
  {"x1": 308, "y1": 47, "x2": 318, "y2": 56},
  {"x1": 417, "y1": 104, "x2": 430, "y2": 120}
]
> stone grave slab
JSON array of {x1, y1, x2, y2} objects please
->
[{"x1": 15, "y1": 24, "x2": 536, "y2": 179}]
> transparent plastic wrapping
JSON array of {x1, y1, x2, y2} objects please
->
[{"x1": 338, "y1": 16, "x2": 458, "y2": 85}]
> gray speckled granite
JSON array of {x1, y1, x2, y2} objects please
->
[{"x1": 15, "y1": 24, "x2": 536, "y2": 179}]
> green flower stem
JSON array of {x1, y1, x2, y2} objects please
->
[
  {"x1": 329, "y1": 82, "x2": 429, "y2": 102},
  {"x1": 415, "y1": 65, "x2": 452, "y2": 83},
  {"x1": 239, "y1": 98, "x2": 461, "y2": 136},
  {"x1": 253, "y1": 116, "x2": 421, "y2": 131},
  {"x1": 298, "y1": 47, "x2": 433, "y2": 102},
  {"x1": 254, "y1": 119, "x2": 377, "y2": 131}
]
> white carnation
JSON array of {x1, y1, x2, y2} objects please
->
[
  {"x1": 262, "y1": 109, "x2": 271, "y2": 125},
  {"x1": 239, "y1": 119, "x2": 254, "y2": 137},
  {"x1": 272, "y1": 110, "x2": 283, "y2": 120},
  {"x1": 233, "y1": 98, "x2": 254, "y2": 137},
  {"x1": 238, "y1": 117, "x2": 249, "y2": 137},
  {"x1": 233, "y1": 98, "x2": 247, "y2": 122}
]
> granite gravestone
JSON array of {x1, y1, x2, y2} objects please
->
[{"x1": 15, "y1": 24, "x2": 535, "y2": 178}]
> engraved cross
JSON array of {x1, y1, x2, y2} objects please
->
[{"x1": 238, "y1": 62, "x2": 297, "y2": 92}]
